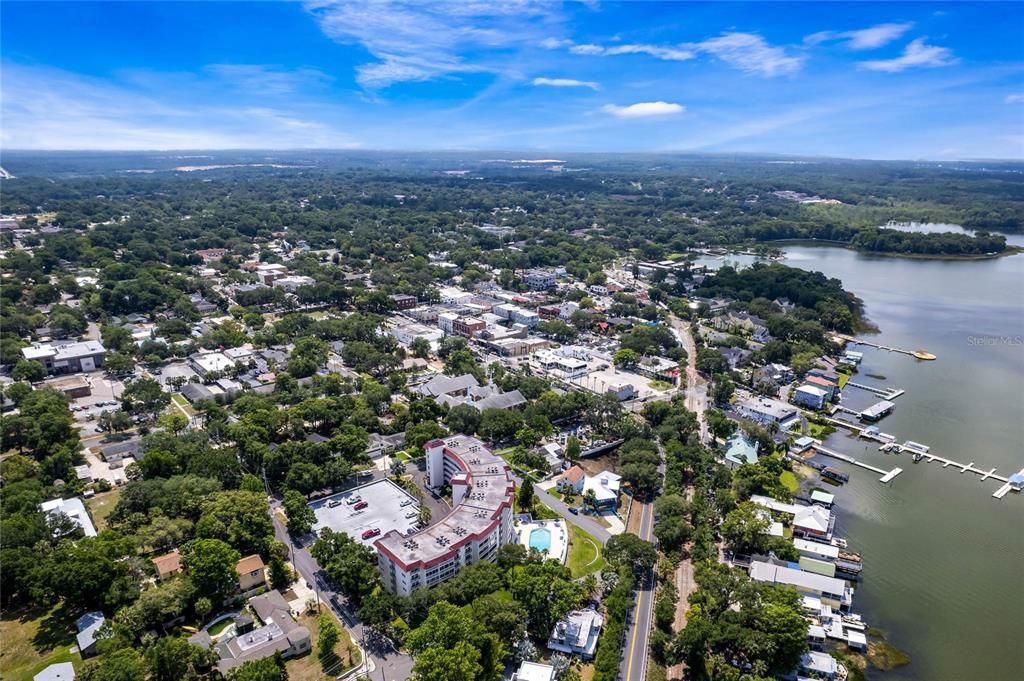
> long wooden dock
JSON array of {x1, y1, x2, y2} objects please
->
[
  {"x1": 845, "y1": 381, "x2": 905, "y2": 400},
  {"x1": 993, "y1": 468, "x2": 1024, "y2": 499},
  {"x1": 834, "y1": 334, "x2": 936, "y2": 361},
  {"x1": 814, "y1": 443, "x2": 901, "y2": 482}
]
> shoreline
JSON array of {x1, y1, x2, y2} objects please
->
[{"x1": 759, "y1": 238, "x2": 1024, "y2": 261}]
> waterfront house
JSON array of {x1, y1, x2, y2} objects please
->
[
  {"x1": 749, "y1": 561, "x2": 853, "y2": 610},
  {"x1": 794, "y1": 384, "x2": 828, "y2": 410}
]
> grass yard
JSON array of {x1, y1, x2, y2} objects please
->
[
  {"x1": 206, "y1": 618, "x2": 233, "y2": 637},
  {"x1": 170, "y1": 393, "x2": 197, "y2": 417},
  {"x1": 0, "y1": 603, "x2": 83, "y2": 681},
  {"x1": 567, "y1": 524, "x2": 606, "y2": 578},
  {"x1": 838, "y1": 372, "x2": 851, "y2": 389},
  {"x1": 285, "y1": 607, "x2": 361, "y2": 680},
  {"x1": 807, "y1": 421, "x2": 836, "y2": 440},
  {"x1": 779, "y1": 470, "x2": 800, "y2": 494},
  {"x1": 85, "y1": 488, "x2": 121, "y2": 532}
]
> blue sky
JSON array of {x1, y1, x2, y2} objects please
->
[{"x1": 2, "y1": 1, "x2": 1022, "y2": 159}]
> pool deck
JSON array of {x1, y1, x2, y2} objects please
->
[{"x1": 515, "y1": 518, "x2": 569, "y2": 565}]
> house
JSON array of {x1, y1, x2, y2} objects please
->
[
  {"x1": 582, "y1": 471, "x2": 621, "y2": 511},
  {"x1": 514, "y1": 661, "x2": 556, "y2": 681},
  {"x1": 153, "y1": 550, "x2": 183, "y2": 581},
  {"x1": 723, "y1": 431, "x2": 759, "y2": 468},
  {"x1": 556, "y1": 465, "x2": 586, "y2": 494},
  {"x1": 40, "y1": 497, "x2": 97, "y2": 538},
  {"x1": 236, "y1": 554, "x2": 267, "y2": 592},
  {"x1": 754, "y1": 363, "x2": 794, "y2": 389},
  {"x1": 793, "y1": 505, "x2": 835, "y2": 540},
  {"x1": 524, "y1": 269, "x2": 556, "y2": 291},
  {"x1": 192, "y1": 590, "x2": 311, "y2": 673},
  {"x1": 34, "y1": 662, "x2": 76, "y2": 681},
  {"x1": 749, "y1": 561, "x2": 852, "y2": 610},
  {"x1": 76, "y1": 611, "x2": 106, "y2": 657},
  {"x1": 794, "y1": 384, "x2": 828, "y2": 410},
  {"x1": 790, "y1": 436, "x2": 816, "y2": 454},
  {"x1": 797, "y1": 651, "x2": 841, "y2": 680},
  {"x1": 390, "y1": 293, "x2": 418, "y2": 310},
  {"x1": 719, "y1": 346, "x2": 752, "y2": 370},
  {"x1": 547, "y1": 608, "x2": 603, "y2": 659},
  {"x1": 195, "y1": 248, "x2": 227, "y2": 263},
  {"x1": 22, "y1": 340, "x2": 106, "y2": 374},
  {"x1": 804, "y1": 375, "x2": 838, "y2": 401},
  {"x1": 180, "y1": 382, "x2": 216, "y2": 404}
]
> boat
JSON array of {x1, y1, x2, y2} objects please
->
[
  {"x1": 821, "y1": 467, "x2": 850, "y2": 484},
  {"x1": 912, "y1": 451, "x2": 923, "y2": 463}
]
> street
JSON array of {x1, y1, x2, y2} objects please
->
[{"x1": 270, "y1": 501, "x2": 415, "y2": 681}]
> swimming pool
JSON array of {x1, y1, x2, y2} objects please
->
[{"x1": 529, "y1": 528, "x2": 552, "y2": 552}]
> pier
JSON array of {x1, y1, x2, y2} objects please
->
[
  {"x1": 992, "y1": 468, "x2": 1024, "y2": 500},
  {"x1": 845, "y1": 381, "x2": 905, "y2": 400},
  {"x1": 813, "y1": 443, "x2": 902, "y2": 483},
  {"x1": 834, "y1": 334, "x2": 936, "y2": 361}
]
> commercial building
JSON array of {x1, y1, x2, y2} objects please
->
[
  {"x1": 390, "y1": 293, "x2": 418, "y2": 310},
  {"x1": 22, "y1": 341, "x2": 106, "y2": 374},
  {"x1": 494, "y1": 303, "x2": 539, "y2": 328},
  {"x1": 524, "y1": 269, "x2": 557, "y2": 290},
  {"x1": 532, "y1": 349, "x2": 588, "y2": 379},
  {"x1": 375, "y1": 435, "x2": 516, "y2": 596},
  {"x1": 453, "y1": 316, "x2": 487, "y2": 338},
  {"x1": 271, "y1": 275, "x2": 315, "y2": 292},
  {"x1": 735, "y1": 395, "x2": 799, "y2": 429}
]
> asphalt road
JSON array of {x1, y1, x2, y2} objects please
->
[
  {"x1": 531, "y1": 484, "x2": 614, "y2": 545},
  {"x1": 271, "y1": 501, "x2": 415, "y2": 681}
]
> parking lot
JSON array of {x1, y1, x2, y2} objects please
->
[
  {"x1": 58, "y1": 374, "x2": 126, "y2": 425},
  {"x1": 310, "y1": 479, "x2": 421, "y2": 546}
]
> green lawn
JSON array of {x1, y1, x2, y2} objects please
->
[
  {"x1": 779, "y1": 470, "x2": 800, "y2": 494},
  {"x1": 567, "y1": 524, "x2": 606, "y2": 577},
  {"x1": 207, "y1": 618, "x2": 233, "y2": 636},
  {"x1": 170, "y1": 393, "x2": 197, "y2": 417},
  {"x1": 838, "y1": 372, "x2": 851, "y2": 389},
  {"x1": 0, "y1": 603, "x2": 83, "y2": 681},
  {"x1": 285, "y1": 607, "x2": 361, "y2": 680},
  {"x1": 85, "y1": 488, "x2": 121, "y2": 532}
]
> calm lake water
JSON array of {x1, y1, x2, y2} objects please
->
[{"x1": 781, "y1": 245, "x2": 1024, "y2": 681}]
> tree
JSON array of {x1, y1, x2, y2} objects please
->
[
  {"x1": 181, "y1": 538, "x2": 241, "y2": 601},
  {"x1": 410, "y1": 336, "x2": 431, "y2": 359},
  {"x1": 99, "y1": 409, "x2": 134, "y2": 434},
  {"x1": 604, "y1": 534, "x2": 658, "y2": 576},
  {"x1": 706, "y1": 409, "x2": 736, "y2": 441},
  {"x1": 158, "y1": 411, "x2": 189, "y2": 435},
  {"x1": 195, "y1": 490, "x2": 274, "y2": 556},
  {"x1": 145, "y1": 635, "x2": 217, "y2": 681},
  {"x1": 612, "y1": 348, "x2": 640, "y2": 370},
  {"x1": 711, "y1": 373, "x2": 734, "y2": 405},
  {"x1": 283, "y1": 489, "x2": 315, "y2": 536},
  {"x1": 517, "y1": 477, "x2": 535, "y2": 511},
  {"x1": 227, "y1": 654, "x2": 289, "y2": 681},
  {"x1": 317, "y1": 612, "x2": 340, "y2": 660},
  {"x1": 412, "y1": 642, "x2": 481, "y2": 681},
  {"x1": 720, "y1": 501, "x2": 771, "y2": 555},
  {"x1": 311, "y1": 528, "x2": 380, "y2": 604},
  {"x1": 445, "y1": 403, "x2": 481, "y2": 435},
  {"x1": 478, "y1": 408, "x2": 523, "y2": 443},
  {"x1": 289, "y1": 337, "x2": 329, "y2": 378},
  {"x1": 80, "y1": 647, "x2": 147, "y2": 681},
  {"x1": 11, "y1": 359, "x2": 46, "y2": 382},
  {"x1": 121, "y1": 377, "x2": 171, "y2": 420},
  {"x1": 565, "y1": 436, "x2": 581, "y2": 464},
  {"x1": 284, "y1": 462, "x2": 326, "y2": 495}
]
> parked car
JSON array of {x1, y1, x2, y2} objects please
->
[
  {"x1": 361, "y1": 527, "x2": 380, "y2": 540},
  {"x1": 405, "y1": 511, "x2": 417, "y2": 519},
  {"x1": 327, "y1": 499, "x2": 342, "y2": 508},
  {"x1": 345, "y1": 495, "x2": 362, "y2": 505},
  {"x1": 399, "y1": 499, "x2": 413, "y2": 507},
  {"x1": 353, "y1": 501, "x2": 368, "y2": 510}
]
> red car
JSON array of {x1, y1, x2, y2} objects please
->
[
  {"x1": 353, "y1": 501, "x2": 368, "y2": 510},
  {"x1": 361, "y1": 527, "x2": 380, "y2": 540}
]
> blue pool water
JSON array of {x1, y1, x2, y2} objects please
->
[{"x1": 529, "y1": 528, "x2": 551, "y2": 552}]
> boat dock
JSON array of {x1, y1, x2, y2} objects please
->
[
  {"x1": 993, "y1": 468, "x2": 1024, "y2": 500},
  {"x1": 845, "y1": 381, "x2": 905, "y2": 400},
  {"x1": 834, "y1": 334, "x2": 936, "y2": 361},
  {"x1": 814, "y1": 443, "x2": 902, "y2": 482}
]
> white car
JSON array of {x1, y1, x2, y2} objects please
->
[
  {"x1": 345, "y1": 496, "x2": 361, "y2": 505},
  {"x1": 399, "y1": 499, "x2": 413, "y2": 507}
]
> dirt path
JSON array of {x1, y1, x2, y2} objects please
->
[{"x1": 669, "y1": 315, "x2": 709, "y2": 442}]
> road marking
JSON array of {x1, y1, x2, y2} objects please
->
[{"x1": 626, "y1": 591, "x2": 643, "y2": 681}]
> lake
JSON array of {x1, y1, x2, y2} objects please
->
[
  {"x1": 881, "y1": 221, "x2": 1024, "y2": 248},
  {"x1": 780, "y1": 245, "x2": 1024, "y2": 681}
]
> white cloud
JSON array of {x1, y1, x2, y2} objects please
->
[
  {"x1": 540, "y1": 37, "x2": 573, "y2": 49},
  {"x1": 860, "y1": 38, "x2": 957, "y2": 72},
  {"x1": 602, "y1": 101, "x2": 685, "y2": 118},
  {"x1": 1005, "y1": 93, "x2": 1024, "y2": 104},
  {"x1": 805, "y1": 23, "x2": 914, "y2": 50},
  {"x1": 203, "y1": 65, "x2": 331, "y2": 95},
  {"x1": 558, "y1": 33, "x2": 800, "y2": 76},
  {"x1": 533, "y1": 77, "x2": 599, "y2": 90},
  {"x1": 0, "y1": 63, "x2": 358, "y2": 150},
  {"x1": 304, "y1": 0, "x2": 558, "y2": 88},
  {"x1": 570, "y1": 43, "x2": 695, "y2": 61},
  {"x1": 689, "y1": 32, "x2": 804, "y2": 77}
]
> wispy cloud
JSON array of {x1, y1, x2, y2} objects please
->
[
  {"x1": 602, "y1": 101, "x2": 685, "y2": 119},
  {"x1": 549, "y1": 32, "x2": 801, "y2": 77},
  {"x1": 689, "y1": 33, "x2": 804, "y2": 76},
  {"x1": 0, "y1": 62, "x2": 358, "y2": 150},
  {"x1": 1005, "y1": 93, "x2": 1024, "y2": 104},
  {"x1": 860, "y1": 38, "x2": 957, "y2": 72},
  {"x1": 203, "y1": 64, "x2": 332, "y2": 96},
  {"x1": 533, "y1": 77, "x2": 599, "y2": 90},
  {"x1": 569, "y1": 43, "x2": 695, "y2": 61},
  {"x1": 805, "y1": 22, "x2": 914, "y2": 50},
  {"x1": 304, "y1": 0, "x2": 558, "y2": 88}
]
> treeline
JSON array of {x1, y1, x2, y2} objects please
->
[{"x1": 851, "y1": 227, "x2": 1008, "y2": 255}]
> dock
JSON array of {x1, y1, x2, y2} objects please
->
[
  {"x1": 993, "y1": 468, "x2": 1024, "y2": 500},
  {"x1": 845, "y1": 381, "x2": 905, "y2": 400},
  {"x1": 834, "y1": 334, "x2": 936, "y2": 361},
  {"x1": 814, "y1": 443, "x2": 901, "y2": 483}
]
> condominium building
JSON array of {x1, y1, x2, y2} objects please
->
[{"x1": 375, "y1": 435, "x2": 515, "y2": 596}]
